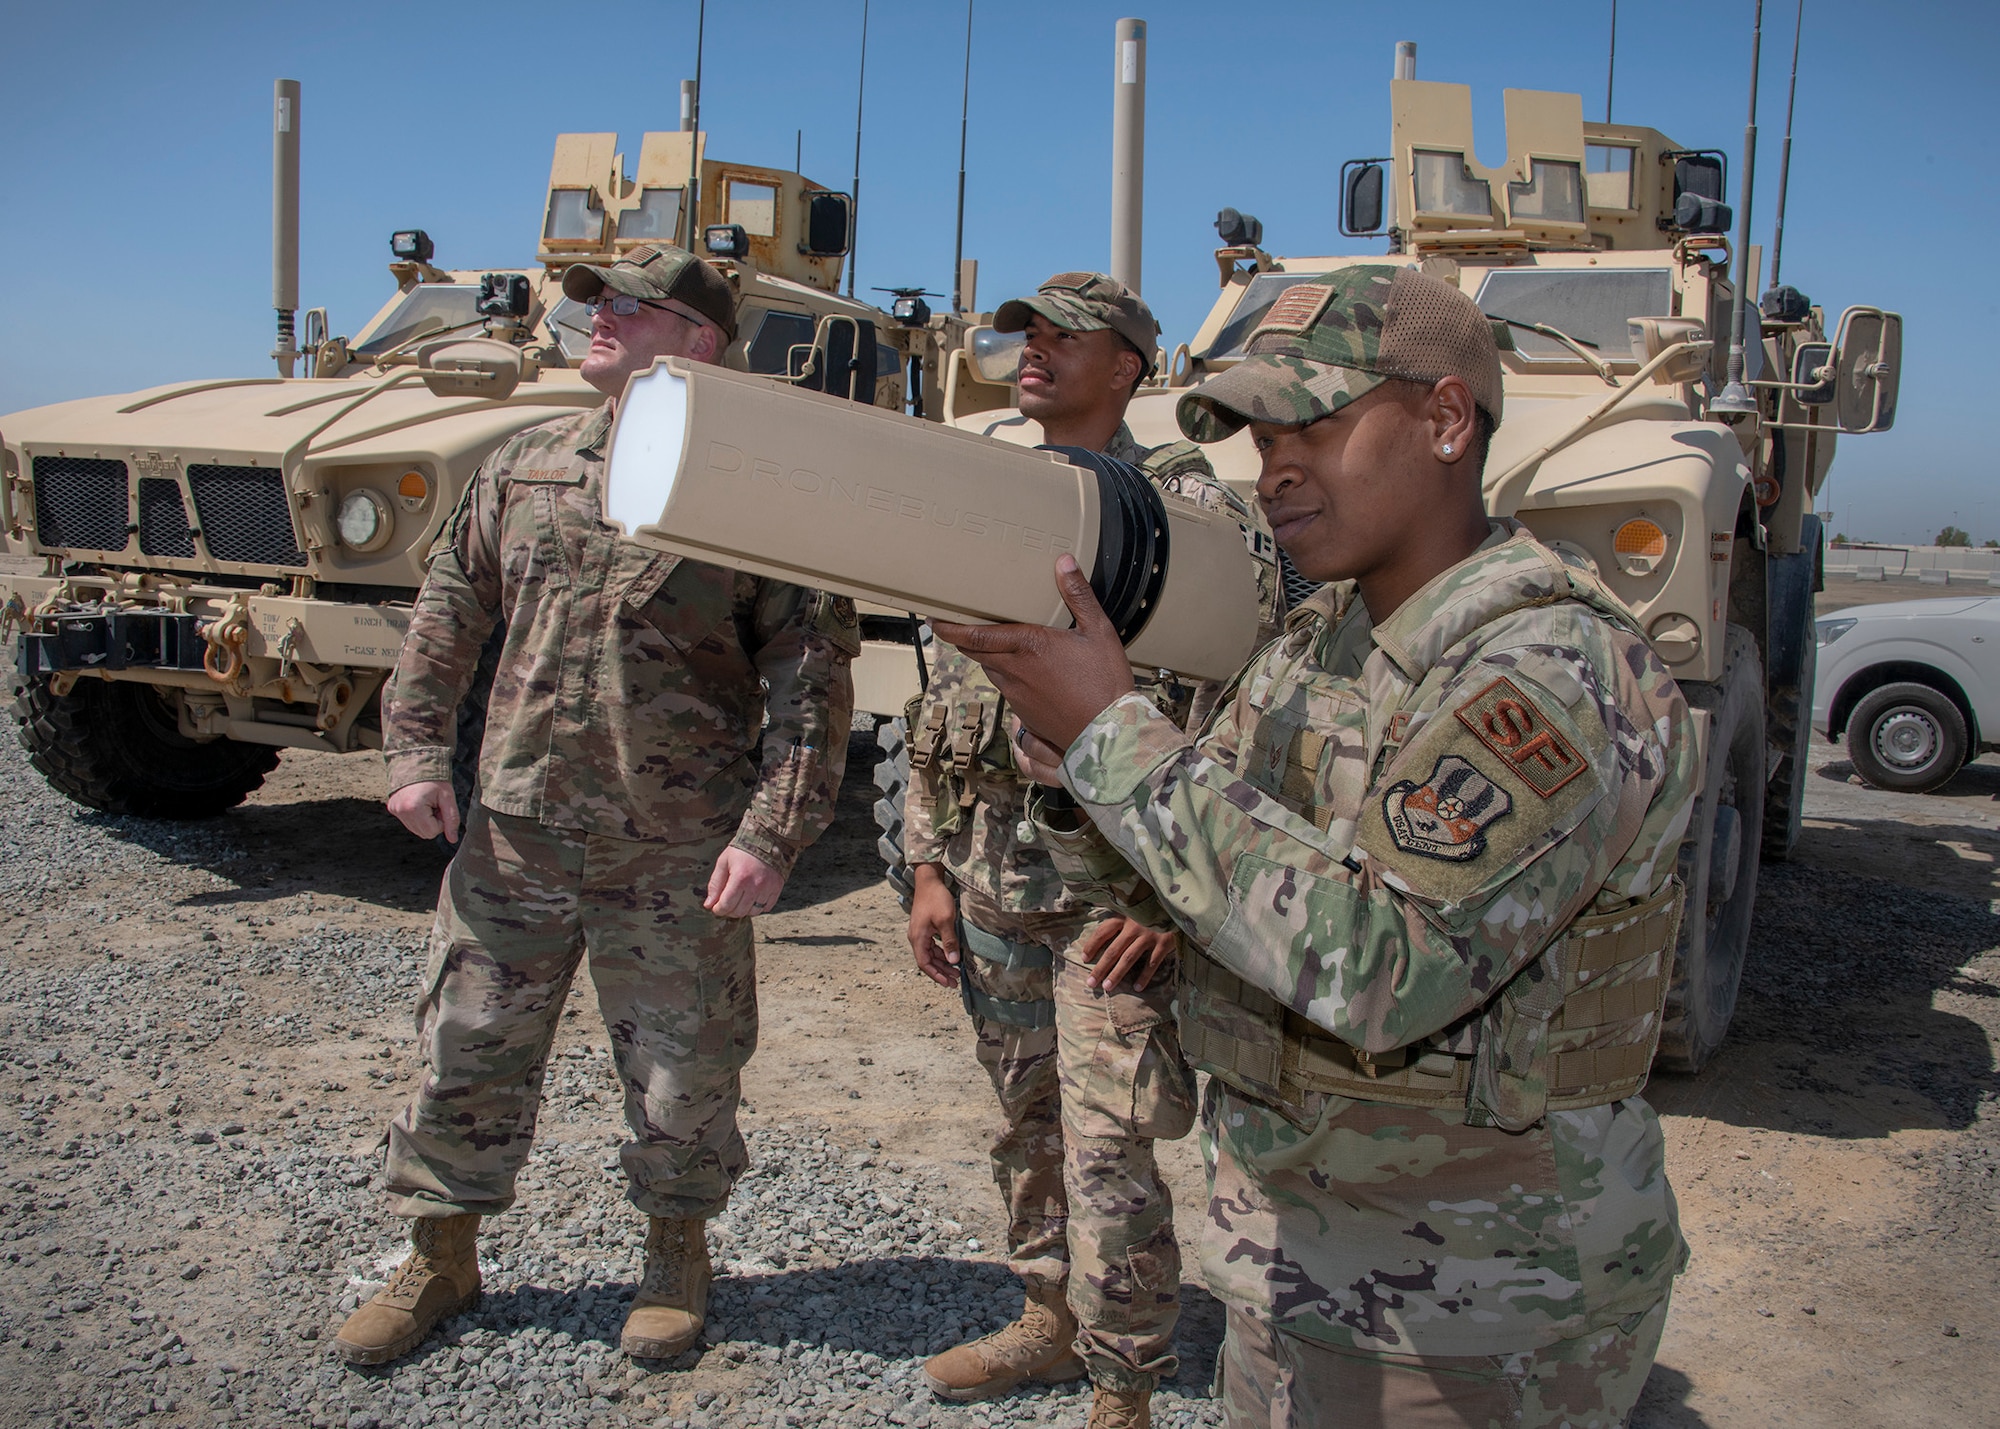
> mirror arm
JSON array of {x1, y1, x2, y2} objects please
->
[{"x1": 1485, "y1": 339, "x2": 1708, "y2": 518}]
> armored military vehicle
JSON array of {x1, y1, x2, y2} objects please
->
[
  {"x1": 889, "y1": 62, "x2": 1902, "y2": 1072},
  {"x1": 1, "y1": 109, "x2": 960, "y2": 822}
]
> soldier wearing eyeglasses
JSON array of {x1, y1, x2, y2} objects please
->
[{"x1": 335, "y1": 244, "x2": 859, "y2": 1367}]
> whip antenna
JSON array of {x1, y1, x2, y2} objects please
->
[
  {"x1": 1711, "y1": 0, "x2": 1765, "y2": 416},
  {"x1": 1769, "y1": 0, "x2": 1806, "y2": 289},
  {"x1": 847, "y1": 0, "x2": 871, "y2": 298},
  {"x1": 682, "y1": 0, "x2": 706, "y2": 250},
  {"x1": 952, "y1": 1, "x2": 974, "y2": 313}
]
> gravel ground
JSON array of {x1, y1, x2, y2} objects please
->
[
  {"x1": 0, "y1": 700, "x2": 1996, "y2": 1427},
  {"x1": 0, "y1": 718, "x2": 1222, "y2": 1429}
]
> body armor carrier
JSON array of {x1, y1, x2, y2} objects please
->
[{"x1": 1178, "y1": 560, "x2": 1684, "y2": 1132}]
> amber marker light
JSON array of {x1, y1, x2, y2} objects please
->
[{"x1": 1612, "y1": 518, "x2": 1669, "y2": 577}]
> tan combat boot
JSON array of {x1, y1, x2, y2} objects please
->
[
  {"x1": 922, "y1": 1279, "x2": 1084, "y2": 1402},
  {"x1": 1087, "y1": 1385, "x2": 1152, "y2": 1429},
  {"x1": 620, "y1": 1216, "x2": 712, "y2": 1358},
  {"x1": 332, "y1": 1214, "x2": 481, "y2": 1365}
]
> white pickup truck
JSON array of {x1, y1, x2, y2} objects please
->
[{"x1": 1814, "y1": 596, "x2": 2000, "y2": 792}]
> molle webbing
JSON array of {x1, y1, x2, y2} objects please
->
[
  {"x1": 955, "y1": 919, "x2": 1056, "y2": 1031},
  {"x1": 1533, "y1": 879, "x2": 1682, "y2": 1112},
  {"x1": 1180, "y1": 881, "x2": 1683, "y2": 1124}
]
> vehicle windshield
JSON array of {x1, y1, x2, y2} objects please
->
[
  {"x1": 1474, "y1": 268, "x2": 1673, "y2": 362},
  {"x1": 351, "y1": 285, "x2": 485, "y2": 358},
  {"x1": 546, "y1": 296, "x2": 595, "y2": 363},
  {"x1": 1199, "y1": 272, "x2": 1331, "y2": 359}
]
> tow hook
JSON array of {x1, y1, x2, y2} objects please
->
[{"x1": 199, "y1": 596, "x2": 253, "y2": 685}]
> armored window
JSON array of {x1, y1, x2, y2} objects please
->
[
  {"x1": 1585, "y1": 145, "x2": 1637, "y2": 211},
  {"x1": 746, "y1": 310, "x2": 816, "y2": 374},
  {"x1": 1475, "y1": 268, "x2": 1673, "y2": 363},
  {"x1": 351, "y1": 286, "x2": 484, "y2": 358},
  {"x1": 544, "y1": 188, "x2": 605, "y2": 244},
  {"x1": 1507, "y1": 160, "x2": 1585, "y2": 225},
  {"x1": 545, "y1": 296, "x2": 595, "y2": 364},
  {"x1": 617, "y1": 187, "x2": 683, "y2": 243},
  {"x1": 1199, "y1": 273, "x2": 1328, "y2": 361},
  {"x1": 727, "y1": 181, "x2": 778, "y2": 238},
  {"x1": 1412, "y1": 150, "x2": 1493, "y2": 218}
]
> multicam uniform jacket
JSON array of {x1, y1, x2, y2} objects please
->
[
  {"x1": 383, "y1": 405, "x2": 858, "y2": 871},
  {"x1": 905, "y1": 424, "x2": 1273, "y2": 914},
  {"x1": 1038, "y1": 523, "x2": 1698, "y2": 1355}
]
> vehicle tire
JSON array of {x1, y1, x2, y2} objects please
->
[
  {"x1": 872, "y1": 716, "x2": 916, "y2": 911},
  {"x1": 1761, "y1": 617, "x2": 1814, "y2": 861},
  {"x1": 11, "y1": 674, "x2": 279, "y2": 819},
  {"x1": 1656, "y1": 625, "x2": 1766, "y2": 1074},
  {"x1": 1845, "y1": 682, "x2": 1968, "y2": 795}
]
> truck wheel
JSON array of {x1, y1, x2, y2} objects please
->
[
  {"x1": 1760, "y1": 540, "x2": 1818, "y2": 861},
  {"x1": 872, "y1": 716, "x2": 916, "y2": 911},
  {"x1": 1760, "y1": 627, "x2": 1813, "y2": 861},
  {"x1": 1656, "y1": 626, "x2": 1765, "y2": 1074},
  {"x1": 12, "y1": 675, "x2": 279, "y2": 819},
  {"x1": 1845, "y1": 682, "x2": 1968, "y2": 795}
]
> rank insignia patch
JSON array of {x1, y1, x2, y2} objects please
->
[
  {"x1": 1454, "y1": 676, "x2": 1586, "y2": 798},
  {"x1": 1381, "y1": 754, "x2": 1512, "y2": 862}
]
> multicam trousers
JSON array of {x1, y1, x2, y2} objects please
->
[
  {"x1": 956, "y1": 886, "x2": 1198, "y2": 1392},
  {"x1": 383, "y1": 805, "x2": 758, "y2": 1221},
  {"x1": 1216, "y1": 1293, "x2": 1672, "y2": 1429}
]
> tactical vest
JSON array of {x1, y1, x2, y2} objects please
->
[{"x1": 1177, "y1": 556, "x2": 1685, "y2": 1133}]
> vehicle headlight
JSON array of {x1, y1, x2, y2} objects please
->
[
  {"x1": 1815, "y1": 617, "x2": 1857, "y2": 646},
  {"x1": 337, "y1": 489, "x2": 392, "y2": 552}
]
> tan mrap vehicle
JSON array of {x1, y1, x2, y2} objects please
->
[
  {"x1": 0, "y1": 121, "x2": 961, "y2": 823},
  {"x1": 915, "y1": 67, "x2": 1902, "y2": 1073}
]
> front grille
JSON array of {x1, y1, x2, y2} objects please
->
[
  {"x1": 32, "y1": 457, "x2": 129, "y2": 552},
  {"x1": 137, "y1": 477, "x2": 196, "y2": 558},
  {"x1": 187, "y1": 464, "x2": 306, "y2": 567}
]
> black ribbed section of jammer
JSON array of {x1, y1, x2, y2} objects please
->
[
  {"x1": 187, "y1": 465, "x2": 306, "y2": 567},
  {"x1": 1039, "y1": 446, "x2": 1169, "y2": 647}
]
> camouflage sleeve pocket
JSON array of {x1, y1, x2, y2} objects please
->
[
  {"x1": 1354, "y1": 662, "x2": 1611, "y2": 918},
  {"x1": 804, "y1": 589, "x2": 863, "y2": 658}
]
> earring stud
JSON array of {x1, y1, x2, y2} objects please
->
[{"x1": 1442, "y1": 443, "x2": 1454, "y2": 456}]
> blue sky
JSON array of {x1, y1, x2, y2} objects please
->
[{"x1": 3, "y1": 0, "x2": 1994, "y2": 543}]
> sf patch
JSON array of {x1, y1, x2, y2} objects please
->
[
  {"x1": 1382, "y1": 754, "x2": 1512, "y2": 861},
  {"x1": 1455, "y1": 676, "x2": 1586, "y2": 798}
]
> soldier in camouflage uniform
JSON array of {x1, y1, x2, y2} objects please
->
[
  {"x1": 333, "y1": 245, "x2": 858, "y2": 1367},
  {"x1": 907, "y1": 274, "x2": 1276, "y2": 1429},
  {"x1": 935, "y1": 266, "x2": 1695, "y2": 1427}
]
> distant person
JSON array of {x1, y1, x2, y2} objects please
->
[
  {"x1": 904, "y1": 273, "x2": 1276, "y2": 1429},
  {"x1": 937, "y1": 265, "x2": 1694, "y2": 1427},
  {"x1": 334, "y1": 244, "x2": 859, "y2": 1366}
]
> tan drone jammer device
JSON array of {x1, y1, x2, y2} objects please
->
[{"x1": 603, "y1": 358, "x2": 1265, "y2": 684}]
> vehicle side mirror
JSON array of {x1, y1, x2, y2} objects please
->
[
  {"x1": 416, "y1": 338, "x2": 524, "y2": 401},
  {"x1": 801, "y1": 192, "x2": 852, "y2": 257},
  {"x1": 1832, "y1": 307, "x2": 1902, "y2": 433},
  {"x1": 1340, "y1": 160, "x2": 1388, "y2": 237},
  {"x1": 1789, "y1": 341, "x2": 1835, "y2": 405}
]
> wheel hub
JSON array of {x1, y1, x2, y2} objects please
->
[{"x1": 1874, "y1": 709, "x2": 1941, "y2": 772}]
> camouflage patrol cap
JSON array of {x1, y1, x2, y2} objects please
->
[
  {"x1": 561, "y1": 243, "x2": 738, "y2": 341},
  {"x1": 993, "y1": 272, "x2": 1162, "y2": 364},
  {"x1": 1177, "y1": 263, "x2": 1502, "y2": 442}
]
